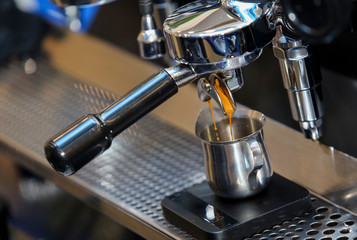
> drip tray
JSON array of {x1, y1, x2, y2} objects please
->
[{"x1": 162, "y1": 174, "x2": 312, "y2": 240}]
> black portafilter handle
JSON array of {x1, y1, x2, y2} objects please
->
[
  {"x1": 44, "y1": 66, "x2": 194, "y2": 176},
  {"x1": 282, "y1": 0, "x2": 351, "y2": 44}
]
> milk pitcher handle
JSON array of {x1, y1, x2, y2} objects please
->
[{"x1": 246, "y1": 136, "x2": 264, "y2": 171}]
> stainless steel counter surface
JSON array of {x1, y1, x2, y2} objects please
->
[{"x1": 0, "y1": 32, "x2": 357, "y2": 239}]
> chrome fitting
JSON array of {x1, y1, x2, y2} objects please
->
[
  {"x1": 137, "y1": 14, "x2": 166, "y2": 60},
  {"x1": 273, "y1": 26, "x2": 324, "y2": 140}
]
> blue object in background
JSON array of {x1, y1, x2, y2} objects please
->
[{"x1": 14, "y1": 0, "x2": 99, "y2": 32}]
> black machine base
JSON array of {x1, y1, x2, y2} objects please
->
[{"x1": 161, "y1": 174, "x2": 311, "y2": 240}]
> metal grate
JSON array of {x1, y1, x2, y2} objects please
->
[
  {"x1": 0, "y1": 62, "x2": 356, "y2": 239},
  {"x1": 246, "y1": 196, "x2": 357, "y2": 240}
]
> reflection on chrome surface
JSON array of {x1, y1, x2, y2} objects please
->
[{"x1": 164, "y1": 0, "x2": 275, "y2": 70}]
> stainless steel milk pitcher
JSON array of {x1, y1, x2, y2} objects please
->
[{"x1": 195, "y1": 107, "x2": 273, "y2": 199}]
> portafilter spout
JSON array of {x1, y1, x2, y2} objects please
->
[{"x1": 197, "y1": 70, "x2": 244, "y2": 115}]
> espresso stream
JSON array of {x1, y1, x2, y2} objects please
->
[{"x1": 208, "y1": 80, "x2": 235, "y2": 141}]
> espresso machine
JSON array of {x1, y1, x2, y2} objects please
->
[
  {"x1": 2, "y1": 0, "x2": 357, "y2": 239},
  {"x1": 37, "y1": 0, "x2": 357, "y2": 239}
]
